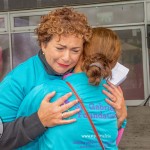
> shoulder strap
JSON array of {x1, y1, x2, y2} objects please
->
[{"x1": 66, "y1": 82, "x2": 105, "y2": 150}]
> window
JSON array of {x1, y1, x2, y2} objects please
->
[
  {"x1": 76, "y1": 3, "x2": 144, "y2": 26},
  {"x1": 114, "y1": 28, "x2": 145, "y2": 103},
  {"x1": 11, "y1": 32, "x2": 39, "y2": 68},
  {"x1": 0, "y1": 34, "x2": 10, "y2": 81}
]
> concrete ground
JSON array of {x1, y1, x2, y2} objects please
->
[{"x1": 119, "y1": 106, "x2": 150, "y2": 150}]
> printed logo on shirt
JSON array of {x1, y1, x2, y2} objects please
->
[
  {"x1": 73, "y1": 134, "x2": 113, "y2": 149},
  {"x1": 75, "y1": 102, "x2": 116, "y2": 119},
  {"x1": 81, "y1": 134, "x2": 111, "y2": 139},
  {"x1": 0, "y1": 117, "x2": 3, "y2": 138}
]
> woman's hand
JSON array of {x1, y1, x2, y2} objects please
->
[
  {"x1": 102, "y1": 81, "x2": 127, "y2": 128},
  {"x1": 38, "y1": 92, "x2": 80, "y2": 128}
]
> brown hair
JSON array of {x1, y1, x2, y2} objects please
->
[
  {"x1": 82, "y1": 27, "x2": 121, "y2": 85},
  {"x1": 35, "y1": 7, "x2": 92, "y2": 46}
]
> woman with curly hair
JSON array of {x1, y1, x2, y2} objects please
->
[
  {"x1": 0, "y1": 7, "x2": 126, "y2": 149},
  {"x1": 16, "y1": 27, "x2": 126, "y2": 150}
]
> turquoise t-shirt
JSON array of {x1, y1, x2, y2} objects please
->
[
  {"x1": 17, "y1": 72, "x2": 118, "y2": 150},
  {"x1": 0, "y1": 54, "x2": 61, "y2": 123}
]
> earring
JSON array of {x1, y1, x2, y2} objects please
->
[{"x1": 42, "y1": 52, "x2": 45, "y2": 55}]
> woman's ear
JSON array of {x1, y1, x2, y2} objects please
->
[{"x1": 41, "y1": 42, "x2": 46, "y2": 53}]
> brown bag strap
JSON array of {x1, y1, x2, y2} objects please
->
[{"x1": 66, "y1": 82, "x2": 105, "y2": 150}]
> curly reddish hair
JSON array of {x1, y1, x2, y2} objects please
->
[{"x1": 35, "y1": 7, "x2": 92, "y2": 46}]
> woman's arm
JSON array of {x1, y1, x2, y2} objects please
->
[
  {"x1": 0, "y1": 78, "x2": 79, "y2": 150},
  {"x1": 0, "y1": 113, "x2": 46, "y2": 150},
  {"x1": 102, "y1": 81, "x2": 127, "y2": 128}
]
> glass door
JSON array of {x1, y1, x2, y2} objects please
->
[{"x1": 111, "y1": 26, "x2": 149, "y2": 106}]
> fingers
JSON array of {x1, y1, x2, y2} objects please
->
[
  {"x1": 103, "y1": 84, "x2": 118, "y2": 96},
  {"x1": 103, "y1": 82, "x2": 122, "y2": 98},
  {"x1": 61, "y1": 113, "x2": 64, "y2": 119},
  {"x1": 104, "y1": 82, "x2": 127, "y2": 128},
  {"x1": 55, "y1": 107, "x2": 80, "y2": 126},
  {"x1": 107, "y1": 81, "x2": 116, "y2": 87},
  {"x1": 43, "y1": 91, "x2": 56, "y2": 102},
  {"x1": 118, "y1": 86, "x2": 123, "y2": 94},
  {"x1": 103, "y1": 82, "x2": 124, "y2": 110},
  {"x1": 62, "y1": 108, "x2": 80, "y2": 119},
  {"x1": 105, "y1": 98, "x2": 117, "y2": 109},
  {"x1": 106, "y1": 98, "x2": 115, "y2": 108},
  {"x1": 53, "y1": 109, "x2": 80, "y2": 126},
  {"x1": 60, "y1": 99, "x2": 78, "y2": 112},
  {"x1": 39, "y1": 92, "x2": 80, "y2": 127},
  {"x1": 59, "y1": 118, "x2": 77, "y2": 124},
  {"x1": 102, "y1": 90, "x2": 117, "y2": 103},
  {"x1": 54, "y1": 92, "x2": 72, "y2": 106}
]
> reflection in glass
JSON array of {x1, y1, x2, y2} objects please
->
[
  {"x1": 148, "y1": 25, "x2": 150, "y2": 84},
  {"x1": 149, "y1": 47, "x2": 150, "y2": 84},
  {"x1": 0, "y1": 34, "x2": 10, "y2": 81},
  {"x1": 76, "y1": 3, "x2": 144, "y2": 26},
  {"x1": 12, "y1": 32, "x2": 40, "y2": 67},
  {"x1": 115, "y1": 29, "x2": 144, "y2": 100},
  {"x1": 14, "y1": 15, "x2": 41, "y2": 27},
  {"x1": 0, "y1": 18, "x2": 4, "y2": 28},
  {"x1": 147, "y1": 3, "x2": 150, "y2": 22}
]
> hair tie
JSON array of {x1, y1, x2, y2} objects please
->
[{"x1": 89, "y1": 62, "x2": 104, "y2": 70}]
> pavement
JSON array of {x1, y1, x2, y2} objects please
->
[{"x1": 119, "y1": 106, "x2": 150, "y2": 150}]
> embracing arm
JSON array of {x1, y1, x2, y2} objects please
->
[
  {"x1": 102, "y1": 81, "x2": 127, "y2": 128},
  {"x1": 0, "y1": 113, "x2": 46, "y2": 150},
  {"x1": 0, "y1": 88, "x2": 79, "y2": 149},
  {"x1": 0, "y1": 75, "x2": 46, "y2": 149},
  {"x1": 0, "y1": 92, "x2": 79, "y2": 149},
  {"x1": 102, "y1": 81, "x2": 127, "y2": 145}
]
